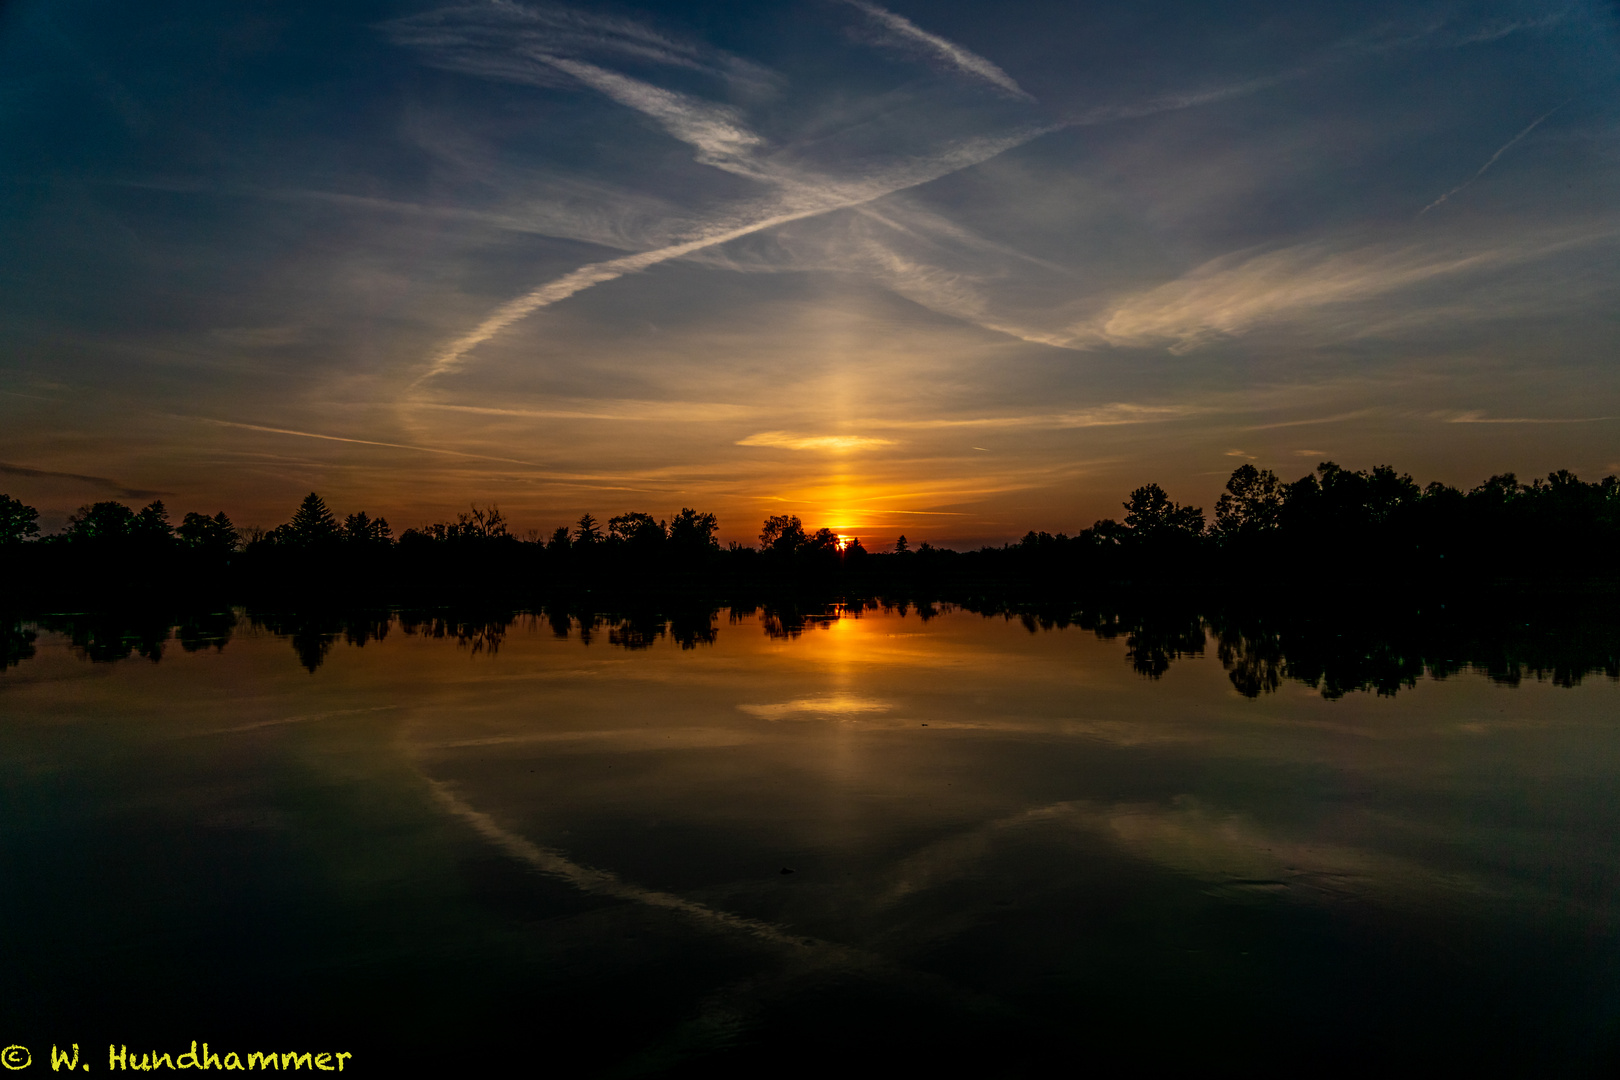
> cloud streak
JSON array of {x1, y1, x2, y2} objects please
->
[
  {"x1": 383, "y1": 1, "x2": 775, "y2": 92},
  {"x1": 737, "y1": 432, "x2": 896, "y2": 451},
  {"x1": 187, "y1": 417, "x2": 547, "y2": 467},
  {"x1": 738, "y1": 695, "x2": 894, "y2": 720},
  {"x1": 542, "y1": 56, "x2": 770, "y2": 177},
  {"x1": 390, "y1": 2, "x2": 1065, "y2": 383},
  {"x1": 414, "y1": 125, "x2": 1055, "y2": 381},
  {"x1": 1073, "y1": 230, "x2": 1617, "y2": 352},
  {"x1": 0, "y1": 461, "x2": 168, "y2": 500},
  {"x1": 840, "y1": 0, "x2": 1034, "y2": 101},
  {"x1": 426, "y1": 778, "x2": 815, "y2": 950},
  {"x1": 863, "y1": 404, "x2": 1200, "y2": 430},
  {"x1": 1420, "y1": 101, "x2": 1570, "y2": 216},
  {"x1": 1440, "y1": 411, "x2": 1614, "y2": 424}
]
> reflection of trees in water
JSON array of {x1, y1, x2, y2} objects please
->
[
  {"x1": 11, "y1": 602, "x2": 1620, "y2": 699},
  {"x1": 745, "y1": 597, "x2": 943, "y2": 639},
  {"x1": 873, "y1": 598, "x2": 947, "y2": 622},
  {"x1": 343, "y1": 614, "x2": 391, "y2": 649},
  {"x1": 1123, "y1": 613, "x2": 1206, "y2": 679},
  {"x1": 978, "y1": 600, "x2": 1620, "y2": 697},
  {"x1": 667, "y1": 607, "x2": 719, "y2": 649},
  {"x1": 608, "y1": 612, "x2": 663, "y2": 650},
  {"x1": 398, "y1": 612, "x2": 508, "y2": 656},
  {"x1": 752, "y1": 600, "x2": 874, "y2": 639},
  {"x1": 3, "y1": 618, "x2": 36, "y2": 670},
  {"x1": 33, "y1": 612, "x2": 178, "y2": 663},
  {"x1": 252, "y1": 609, "x2": 514, "y2": 670},
  {"x1": 537, "y1": 605, "x2": 721, "y2": 651},
  {"x1": 1215, "y1": 628, "x2": 1283, "y2": 697},
  {"x1": 251, "y1": 612, "x2": 344, "y2": 673},
  {"x1": 1205, "y1": 610, "x2": 1620, "y2": 699},
  {"x1": 176, "y1": 611, "x2": 236, "y2": 653},
  {"x1": 13, "y1": 611, "x2": 237, "y2": 666},
  {"x1": 759, "y1": 606, "x2": 838, "y2": 639},
  {"x1": 999, "y1": 603, "x2": 1203, "y2": 679}
]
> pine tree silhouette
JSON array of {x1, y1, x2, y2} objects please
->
[{"x1": 286, "y1": 493, "x2": 341, "y2": 546}]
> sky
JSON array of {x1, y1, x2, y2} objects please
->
[{"x1": 1, "y1": 0, "x2": 1617, "y2": 546}]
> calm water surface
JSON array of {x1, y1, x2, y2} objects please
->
[{"x1": 3, "y1": 606, "x2": 1618, "y2": 1073}]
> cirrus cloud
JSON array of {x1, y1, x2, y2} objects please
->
[{"x1": 737, "y1": 431, "x2": 897, "y2": 451}]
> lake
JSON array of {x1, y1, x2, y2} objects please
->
[{"x1": 2, "y1": 603, "x2": 1618, "y2": 1073}]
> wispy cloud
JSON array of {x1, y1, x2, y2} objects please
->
[
  {"x1": 1066, "y1": 72, "x2": 1295, "y2": 128},
  {"x1": 865, "y1": 404, "x2": 1200, "y2": 430},
  {"x1": 543, "y1": 56, "x2": 770, "y2": 177},
  {"x1": 413, "y1": 124, "x2": 1054, "y2": 381},
  {"x1": 0, "y1": 461, "x2": 167, "y2": 500},
  {"x1": 186, "y1": 417, "x2": 547, "y2": 467},
  {"x1": 839, "y1": 0, "x2": 1034, "y2": 101},
  {"x1": 738, "y1": 695, "x2": 894, "y2": 720},
  {"x1": 1446, "y1": 7, "x2": 1578, "y2": 47},
  {"x1": 383, "y1": 2, "x2": 776, "y2": 92},
  {"x1": 417, "y1": 400, "x2": 756, "y2": 422},
  {"x1": 686, "y1": 201, "x2": 1080, "y2": 347},
  {"x1": 738, "y1": 431, "x2": 897, "y2": 451},
  {"x1": 426, "y1": 779, "x2": 814, "y2": 950},
  {"x1": 389, "y1": 2, "x2": 1066, "y2": 382},
  {"x1": 1075, "y1": 230, "x2": 1617, "y2": 353},
  {"x1": 395, "y1": 1, "x2": 1443, "y2": 381},
  {"x1": 1081, "y1": 243, "x2": 1489, "y2": 351},
  {"x1": 1439, "y1": 411, "x2": 1614, "y2": 424},
  {"x1": 1243, "y1": 410, "x2": 1377, "y2": 430}
]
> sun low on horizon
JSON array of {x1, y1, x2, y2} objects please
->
[{"x1": 1, "y1": 0, "x2": 1617, "y2": 547}]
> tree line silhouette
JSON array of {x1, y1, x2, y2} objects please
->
[
  {"x1": 7, "y1": 598, "x2": 1615, "y2": 696},
  {"x1": 2, "y1": 460, "x2": 1616, "y2": 606}
]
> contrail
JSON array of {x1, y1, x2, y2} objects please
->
[
  {"x1": 1420, "y1": 101, "x2": 1570, "y2": 216},
  {"x1": 414, "y1": 127, "x2": 1056, "y2": 383},
  {"x1": 188, "y1": 417, "x2": 547, "y2": 466},
  {"x1": 840, "y1": 0, "x2": 1035, "y2": 101}
]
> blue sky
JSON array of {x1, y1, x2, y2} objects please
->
[{"x1": 1, "y1": 0, "x2": 1617, "y2": 543}]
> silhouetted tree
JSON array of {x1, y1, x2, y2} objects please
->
[
  {"x1": 760, "y1": 514, "x2": 806, "y2": 554},
  {"x1": 0, "y1": 495, "x2": 38, "y2": 545},
  {"x1": 1214, "y1": 465, "x2": 1284, "y2": 540},
  {"x1": 455, "y1": 505, "x2": 506, "y2": 540},
  {"x1": 546, "y1": 526, "x2": 571, "y2": 551},
  {"x1": 132, "y1": 500, "x2": 173, "y2": 540},
  {"x1": 282, "y1": 493, "x2": 341, "y2": 546},
  {"x1": 574, "y1": 513, "x2": 603, "y2": 545},
  {"x1": 1471, "y1": 472, "x2": 1520, "y2": 506},
  {"x1": 343, "y1": 511, "x2": 392, "y2": 545},
  {"x1": 64, "y1": 501, "x2": 135, "y2": 542},
  {"x1": 895, "y1": 534, "x2": 909, "y2": 553},
  {"x1": 667, "y1": 508, "x2": 719, "y2": 552},
  {"x1": 177, "y1": 510, "x2": 238, "y2": 553},
  {"x1": 1122, "y1": 483, "x2": 1204, "y2": 537},
  {"x1": 608, "y1": 512, "x2": 665, "y2": 547}
]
